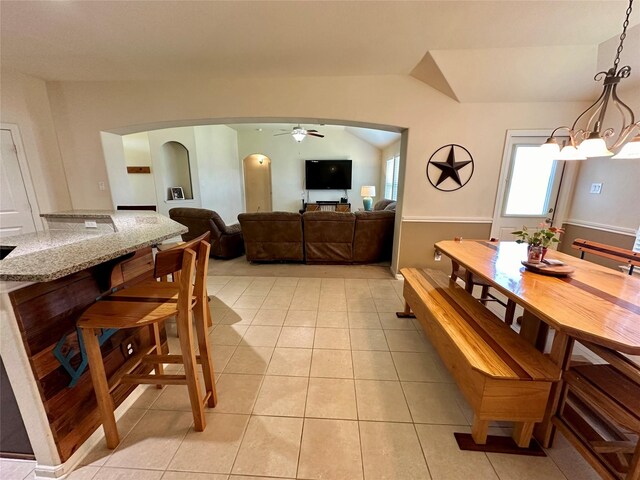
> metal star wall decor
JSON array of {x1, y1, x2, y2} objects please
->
[{"x1": 426, "y1": 144, "x2": 474, "y2": 191}]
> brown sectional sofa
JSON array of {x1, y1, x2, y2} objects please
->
[
  {"x1": 236, "y1": 212, "x2": 304, "y2": 262},
  {"x1": 303, "y1": 211, "x2": 356, "y2": 264},
  {"x1": 238, "y1": 200, "x2": 396, "y2": 264},
  {"x1": 352, "y1": 210, "x2": 395, "y2": 263}
]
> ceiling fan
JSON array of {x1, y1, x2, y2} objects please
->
[{"x1": 274, "y1": 125, "x2": 324, "y2": 142}]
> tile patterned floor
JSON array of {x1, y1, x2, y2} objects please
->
[{"x1": 3, "y1": 271, "x2": 602, "y2": 480}]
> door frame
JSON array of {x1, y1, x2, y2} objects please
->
[
  {"x1": 490, "y1": 129, "x2": 579, "y2": 240},
  {"x1": 1, "y1": 123, "x2": 44, "y2": 232}
]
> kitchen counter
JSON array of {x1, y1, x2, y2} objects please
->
[
  {"x1": 0, "y1": 210, "x2": 185, "y2": 475},
  {"x1": 0, "y1": 210, "x2": 187, "y2": 282}
]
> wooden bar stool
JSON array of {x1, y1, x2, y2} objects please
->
[{"x1": 78, "y1": 234, "x2": 217, "y2": 449}]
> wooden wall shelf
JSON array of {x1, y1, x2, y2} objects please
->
[{"x1": 126, "y1": 166, "x2": 151, "y2": 174}]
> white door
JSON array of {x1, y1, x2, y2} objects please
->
[
  {"x1": 491, "y1": 134, "x2": 566, "y2": 241},
  {"x1": 0, "y1": 129, "x2": 37, "y2": 238}
]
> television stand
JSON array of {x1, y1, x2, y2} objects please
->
[{"x1": 303, "y1": 202, "x2": 351, "y2": 213}]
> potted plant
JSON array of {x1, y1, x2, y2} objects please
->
[{"x1": 512, "y1": 223, "x2": 564, "y2": 263}]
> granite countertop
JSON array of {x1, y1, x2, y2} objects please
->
[{"x1": 0, "y1": 211, "x2": 187, "y2": 282}]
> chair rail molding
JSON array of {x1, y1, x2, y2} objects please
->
[
  {"x1": 401, "y1": 216, "x2": 493, "y2": 223},
  {"x1": 563, "y1": 219, "x2": 637, "y2": 236}
]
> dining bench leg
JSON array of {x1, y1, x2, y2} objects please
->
[
  {"x1": 513, "y1": 422, "x2": 535, "y2": 448},
  {"x1": 396, "y1": 301, "x2": 416, "y2": 319},
  {"x1": 472, "y1": 418, "x2": 490, "y2": 445}
]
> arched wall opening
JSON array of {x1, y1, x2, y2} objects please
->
[{"x1": 102, "y1": 117, "x2": 407, "y2": 273}]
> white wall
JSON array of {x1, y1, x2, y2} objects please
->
[
  {"x1": 565, "y1": 26, "x2": 640, "y2": 232},
  {"x1": 194, "y1": 125, "x2": 243, "y2": 225},
  {"x1": 122, "y1": 132, "x2": 156, "y2": 206},
  {"x1": 0, "y1": 71, "x2": 71, "y2": 214},
  {"x1": 105, "y1": 125, "x2": 242, "y2": 224},
  {"x1": 44, "y1": 76, "x2": 591, "y2": 220},
  {"x1": 237, "y1": 126, "x2": 381, "y2": 212}
]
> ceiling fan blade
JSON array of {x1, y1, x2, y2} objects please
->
[
  {"x1": 273, "y1": 132, "x2": 291, "y2": 136},
  {"x1": 306, "y1": 129, "x2": 319, "y2": 133},
  {"x1": 307, "y1": 133, "x2": 325, "y2": 138}
]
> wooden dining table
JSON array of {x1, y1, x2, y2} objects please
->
[{"x1": 434, "y1": 239, "x2": 640, "y2": 448}]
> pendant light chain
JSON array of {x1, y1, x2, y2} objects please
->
[{"x1": 613, "y1": 0, "x2": 633, "y2": 69}]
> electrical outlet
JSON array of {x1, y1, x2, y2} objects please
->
[
  {"x1": 590, "y1": 183, "x2": 603, "y2": 194},
  {"x1": 98, "y1": 181, "x2": 106, "y2": 191},
  {"x1": 121, "y1": 340, "x2": 135, "y2": 358},
  {"x1": 84, "y1": 220, "x2": 98, "y2": 228},
  {"x1": 434, "y1": 250, "x2": 442, "y2": 261}
]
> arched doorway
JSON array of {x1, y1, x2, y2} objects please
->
[{"x1": 243, "y1": 154, "x2": 272, "y2": 213}]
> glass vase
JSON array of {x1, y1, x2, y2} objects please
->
[{"x1": 527, "y1": 245, "x2": 543, "y2": 264}]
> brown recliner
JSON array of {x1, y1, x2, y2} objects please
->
[
  {"x1": 352, "y1": 210, "x2": 395, "y2": 263},
  {"x1": 169, "y1": 208, "x2": 244, "y2": 259},
  {"x1": 303, "y1": 211, "x2": 356, "y2": 264},
  {"x1": 238, "y1": 212, "x2": 304, "y2": 262}
]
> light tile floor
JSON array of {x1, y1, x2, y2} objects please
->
[{"x1": 5, "y1": 271, "x2": 602, "y2": 480}]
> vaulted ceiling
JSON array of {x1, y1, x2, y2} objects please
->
[{"x1": 1, "y1": 1, "x2": 638, "y2": 103}]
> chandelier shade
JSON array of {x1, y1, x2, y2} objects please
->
[
  {"x1": 613, "y1": 134, "x2": 640, "y2": 159},
  {"x1": 557, "y1": 144, "x2": 587, "y2": 161}
]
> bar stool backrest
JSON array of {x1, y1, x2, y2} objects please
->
[{"x1": 154, "y1": 232, "x2": 211, "y2": 279}]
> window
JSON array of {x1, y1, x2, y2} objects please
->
[
  {"x1": 384, "y1": 155, "x2": 400, "y2": 201},
  {"x1": 503, "y1": 145, "x2": 559, "y2": 216},
  {"x1": 504, "y1": 145, "x2": 558, "y2": 216}
]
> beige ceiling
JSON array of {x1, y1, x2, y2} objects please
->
[{"x1": 1, "y1": 1, "x2": 638, "y2": 102}]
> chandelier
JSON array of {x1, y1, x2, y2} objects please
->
[{"x1": 541, "y1": 0, "x2": 640, "y2": 160}]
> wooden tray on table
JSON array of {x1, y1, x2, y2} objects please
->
[{"x1": 521, "y1": 261, "x2": 575, "y2": 277}]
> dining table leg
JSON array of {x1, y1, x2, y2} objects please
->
[
  {"x1": 534, "y1": 330, "x2": 574, "y2": 448},
  {"x1": 519, "y1": 310, "x2": 550, "y2": 352}
]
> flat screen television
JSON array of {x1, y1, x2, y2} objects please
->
[{"x1": 305, "y1": 160, "x2": 352, "y2": 190}]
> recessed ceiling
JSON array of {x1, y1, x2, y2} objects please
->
[{"x1": 1, "y1": 1, "x2": 638, "y2": 102}]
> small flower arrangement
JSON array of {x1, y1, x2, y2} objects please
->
[{"x1": 511, "y1": 223, "x2": 564, "y2": 248}]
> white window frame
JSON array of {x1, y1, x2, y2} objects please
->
[{"x1": 384, "y1": 154, "x2": 400, "y2": 201}]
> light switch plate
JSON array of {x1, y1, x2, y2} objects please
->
[{"x1": 590, "y1": 183, "x2": 602, "y2": 194}]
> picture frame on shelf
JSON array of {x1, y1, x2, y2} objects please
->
[{"x1": 170, "y1": 187, "x2": 185, "y2": 200}]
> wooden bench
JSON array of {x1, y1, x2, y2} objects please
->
[
  {"x1": 572, "y1": 238, "x2": 640, "y2": 275},
  {"x1": 401, "y1": 267, "x2": 561, "y2": 449}
]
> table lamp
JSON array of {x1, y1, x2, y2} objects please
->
[{"x1": 360, "y1": 186, "x2": 376, "y2": 211}]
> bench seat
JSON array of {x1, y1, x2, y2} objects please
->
[{"x1": 401, "y1": 267, "x2": 561, "y2": 447}]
